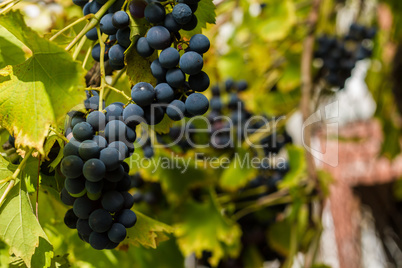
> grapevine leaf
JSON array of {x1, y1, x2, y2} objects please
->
[
  {"x1": 125, "y1": 210, "x2": 174, "y2": 249},
  {"x1": 0, "y1": 158, "x2": 53, "y2": 268},
  {"x1": 129, "y1": 237, "x2": 185, "y2": 268},
  {"x1": 174, "y1": 193, "x2": 241, "y2": 266},
  {"x1": 0, "y1": 11, "x2": 86, "y2": 153},
  {"x1": 180, "y1": 0, "x2": 216, "y2": 38},
  {"x1": 0, "y1": 26, "x2": 26, "y2": 69},
  {"x1": 219, "y1": 148, "x2": 258, "y2": 191}
]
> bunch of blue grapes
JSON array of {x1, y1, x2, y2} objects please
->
[
  {"x1": 132, "y1": 0, "x2": 211, "y2": 120},
  {"x1": 314, "y1": 23, "x2": 376, "y2": 89},
  {"x1": 73, "y1": 0, "x2": 131, "y2": 70},
  {"x1": 60, "y1": 100, "x2": 139, "y2": 250}
]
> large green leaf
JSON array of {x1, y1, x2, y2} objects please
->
[
  {"x1": 0, "y1": 11, "x2": 86, "y2": 153},
  {"x1": 125, "y1": 210, "x2": 174, "y2": 249},
  {"x1": 174, "y1": 193, "x2": 241, "y2": 266},
  {"x1": 0, "y1": 155, "x2": 53, "y2": 268}
]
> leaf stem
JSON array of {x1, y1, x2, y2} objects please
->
[
  {"x1": 36, "y1": 154, "x2": 41, "y2": 220},
  {"x1": 106, "y1": 85, "x2": 131, "y2": 101},
  {"x1": 49, "y1": 127, "x2": 69, "y2": 143},
  {"x1": 0, "y1": 180, "x2": 15, "y2": 207},
  {"x1": 65, "y1": 0, "x2": 117, "y2": 51},
  {"x1": 49, "y1": 14, "x2": 94, "y2": 42},
  {"x1": 97, "y1": 27, "x2": 106, "y2": 110}
]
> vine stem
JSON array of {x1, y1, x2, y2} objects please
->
[
  {"x1": 49, "y1": 14, "x2": 94, "y2": 42},
  {"x1": 97, "y1": 27, "x2": 106, "y2": 110},
  {"x1": 0, "y1": 0, "x2": 16, "y2": 8},
  {"x1": 73, "y1": 35, "x2": 88, "y2": 61},
  {"x1": 300, "y1": 0, "x2": 322, "y2": 188},
  {"x1": 65, "y1": 0, "x2": 117, "y2": 51},
  {"x1": 0, "y1": 148, "x2": 35, "y2": 207},
  {"x1": 106, "y1": 85, "x2": 131, "y2": 101},
  {"x1": 82, "y1": 42, "x2": 95, "y2": 68}
]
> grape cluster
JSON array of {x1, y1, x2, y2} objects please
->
[
  {"x1": 314, "y1": 23, "x2": 376, "y2": 89},
  {"x1": 60, "y1": 101, "x2": 139, "y2": 250},
  {"x1": 73, "y1": 0, "x2": 131, "y2": 70},
  {"x1": 132, "y1": 0, "x2": 211, "y2": 119}
]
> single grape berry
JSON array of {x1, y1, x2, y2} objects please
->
[
  {"x1": 164, "y1": 13, "x2": 181, "y2": 32},
  {"x1": 129, "y1": 0, "x2": 147, "y2": 19},
  {"x1": 108, "y1": 223, "x2": 127, "y2": 243},
  {"x1": 72, "y1": 122, "x2": 94, "y2": 141},
  {"x1": 181, "y1": 14, "x2": 197, "y2": 31},
  {"x1": 116, "y1": 27, "x2": 131, "y2": 48},
  {"x1": 63, "y1": 138, "x2": 80, "y2": 157},
  {"x1": 60, "y1": 187, "x2": 76, "y2": 206},
  {"x1": 108, "y1": 141, "x2": 129, "y2": 161},
  {"x1": 188, "y1": 71, "x2": 210, "y2": 92},
  {"x1": 172, "y1": 3, "x2": 193, "y2": 25},
  {"x1": 166, "y1": 68, "x2": 185, "y2": 88},
  {"x1": 93, "y1": 135, "x2": 108, "y2": 150},
  {"x1": 79, "y1": 140, "x2": 101, "y2": 160},
  {"x1": 179, "y1": 51, "x2": 203, "y2": 75},
  {"x1": 116, "y1": 209, "x2": 137, "y2": 228},
  {"x1": 89, "y1": 209, "x2": 113, "y2": 233},
  {"x1": 123, "y1": 104, "x2": 145, "y2": 127},
  {"x1": 61, "y1": 155, "x2": 84, "y2": 179},
  {"x1": 105, "y1": 120, "x2": 128, "y2": 143},
  {"x1": 159, "y1": 47, "x2": 180, "y2": 69},
  {"x1": 86, "y1": 111, "x2": 106, "y2": 131},
  {"x1": 89, "y1": 231, "x2": 110, "y2": 250},
  {"x1": 166, "y1": 100, "x2": 185, "y2": 121},
  {"x1": 185, "y1": 93, "x2": 209, "y2": 116},
  {"x1": 136, "y1": 37, "x2": 154, "y2": 57},
  {"x1": 100, "y1": 13, "x2": 118, "y2": 35},
  {"x1": 64, "y1": 177, "x2": 86, "y2": 196},
  {"x1": 108, "y1": 44, "x2": 126, "y2": 69},
  {"x1": 77, "y1": 218, "x2": 93, "y2": 236},
  {"x1": 189, "y1": 34, "x2": 210, "y2": 54},
  {"x1": 155, "y1": 83, "x2": 175, "y2": 103},
  {"x1": 101, "y1": 191, "x2": 124, "y2": 213},
  {"x1": 83, "y1": 159, "x2": 106, "y2": 182},
  {"x1": 64, "y1": 209, "x2": 78, "y2": 229},
  {"x1": 104, "y1": 164, "x2": 125, "y2": 182},
  {"x1": 99, "y1": 148, "x2": 121, "y2": 171},
  {"x1": 144, "y1": 2, "x2": 166, "y2": 23},
  {"x1": 131, "y1": 82, "x2": 156, "y2": 107},
  {"x1": 73, "y1": 196, "x2": 97, "y2": 219},
  {"x1": 85, "y1": 27, "x2": 99, "y2": 41},
  {"x1": 112, "y1": 11, "x2": 130, "y2": 29},
  {"x1": 146, "y1": 26, "x2": 171, "y2": 50},
  {"x1": 150, "y1": 59, "x2": 167, "y2": 81},
  {"x1": 121, "y1": 191, "x2": 135, "y2": 209}
]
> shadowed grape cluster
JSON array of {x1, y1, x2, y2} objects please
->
[{"x1": 314, "y1": 23, "x2": 376, "y2": 89}]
